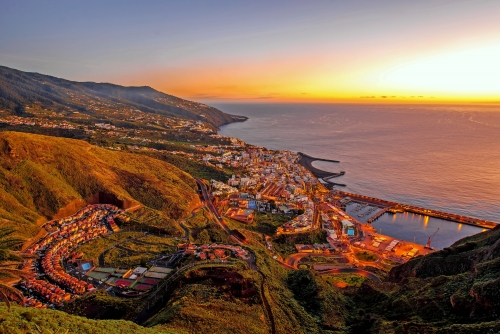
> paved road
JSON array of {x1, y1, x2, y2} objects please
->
[
  {"x1": 179, "y1": 205, "x2": 206, "y2": 240},
  {"x1": 196, "y1": 179, "x2": 246, "y2": 245}
]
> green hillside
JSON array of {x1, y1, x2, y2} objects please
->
[
  {"x1": 0, "y1": 304, "x2": 182, "y2": 334},
  {"x1": 347, "y1": 225, "x2": 500, "y2": 333},
  {"x1": 0, "y1": 131, "x2": 199, "y2": 238},
  {"x1": 0, "y1": 65, "x2": 243, "y2": 128}
]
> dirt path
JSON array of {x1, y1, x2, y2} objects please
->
[{"x1": 257, "y1": 271, "x2": 276, "y2": 334}]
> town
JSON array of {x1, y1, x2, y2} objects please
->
[{"x1": 5, "y1": 103, "x2": 498, "y2": 313}]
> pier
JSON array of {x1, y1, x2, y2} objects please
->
[
  {"x1": 366, "y1": 208, "x2": 389, "y2": 224},
  {"x1": 334, "y1": 191, "x2": 498, "y2": 229}
]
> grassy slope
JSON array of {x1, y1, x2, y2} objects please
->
[
  {"x1": 147, "y1": 267, "x2": 267, "y2": 334},
  {"x1": 136, "y1": 151, "x2": 231, "y2": 182},
  {"x1": 227, "y1": 228, "x2": 351, "y2": 334},
  {"x1": 347, "y1": 225, "x2": 500, "y2": 332},
  {"x1": 0, "y1": 131, "x2": 199, "y2": 238},
  {"x1": 0, "y1": 304, "x2": 182, "y2": 334}
]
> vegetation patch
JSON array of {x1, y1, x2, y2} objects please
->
[
  {"x1": 0, "y1": 304, "x2": 175, "y2": 334},
  {"x1": 354, "y1": 251, "x2": 378, "y2": 262},
  {"x1": 77, "y1": 232, "x2": 143, "y2": 260},
  {"x1": 322, "y1": 273, "x2": 368, "y2": 288},
  {"x1": 137, "y1": 151, "x2": 231, "y2": 182},
  {"x1": 272, "y1": 229, "x2": 328, "y2": 257},
  {"x1": 251, "y1": 212, "x2": 293, "y2": 235},
  {"x1": 145, "y1": 267, "x2": 265, "y2": 334}
]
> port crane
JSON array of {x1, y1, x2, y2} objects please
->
[{"x1": 425, "y1": 228, "x2": 440, "y2": 249}]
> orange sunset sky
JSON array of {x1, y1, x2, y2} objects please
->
[{"x1": 1, "y1": 0, "x2": 499, "y2": 103}]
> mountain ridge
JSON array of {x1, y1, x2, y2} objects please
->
[{"x1": 0, "y1": 65, "x2": 246, "y2": 128}]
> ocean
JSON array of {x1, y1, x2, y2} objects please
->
[{"x1": 216, "y1": 103, "x2": 500, "y2": 248}]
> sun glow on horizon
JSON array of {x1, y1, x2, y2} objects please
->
[
  {"x1": 117, "y1": 40, "x2": 500, "y2": 104},
  {"x1": 379, "y1": 43, "x2": 500, "y2": 99}
]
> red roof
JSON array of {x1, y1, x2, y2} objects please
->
[
  {"x1": 134, "y1": 284, "x2": 153, "y2": 291},
  {"x1": 142, "y1": 278, "x2": 160, "y2": 285},
  {"x1": 115, "y1": 279, "x2": 133, "y2": 287}
]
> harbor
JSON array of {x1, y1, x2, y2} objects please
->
[
  {"x1": 334, "y1": 190, "x2": 498, "y2": 230},
  {"x1": 368, "y1": 211, "x2": 485, "y2": 250}
]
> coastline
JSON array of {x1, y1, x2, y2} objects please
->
[{"x1": 218, "y1": 114, "x2": 499, "y2": 231}]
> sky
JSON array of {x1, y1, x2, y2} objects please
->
[{"x1": 1, "y1": 0, "x2": 500, "y2": 103}]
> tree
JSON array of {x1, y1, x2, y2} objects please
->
[
  {"x1": 14, "y1": 105, "x2": 25, "y2": 115},
  {"x1": 0, "y1": 227, "x2": 31, "y2": 311}
]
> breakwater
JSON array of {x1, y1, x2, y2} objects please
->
[
  {"x1": 335, "y1": 191, "x2": 498, "y2": 229},
  {"x1": 297, "y1": 153, "x2": 346, "y2": 186}
]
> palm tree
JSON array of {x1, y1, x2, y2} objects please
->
[{"x1": 0, "y1": 226, "x2": 32, "y2": 310}]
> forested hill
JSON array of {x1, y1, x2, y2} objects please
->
[{"x1": 0, "y1": 65, "x2": 244, "y2": 128}]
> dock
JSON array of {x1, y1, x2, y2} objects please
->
[
  {"x1": 334, "y1": 191, "x2": 498, "y2": 229},
  {"x1": 366, "y1": 208, "x2": 389, "y2": 224}
]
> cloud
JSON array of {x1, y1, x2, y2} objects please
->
[
  {"x1": 215, "y1": 85, "x2": 239, "y2": 89},
  {"x1": 359, "y1": 95, "x2": 431, "y2": 99}
]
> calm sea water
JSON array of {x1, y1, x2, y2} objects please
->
[{"x1": 217, "y1": 103, "x2": 500, "y2": 247}]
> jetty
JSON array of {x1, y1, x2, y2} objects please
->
[
  {"x1": 297, "y1": 153, "x2": 345, "y2": 187},
  {"x1": 334, "y1": 190, "x2": 498, "y2": 229}
]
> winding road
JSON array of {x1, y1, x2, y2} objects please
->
[
  {"x1": 196, "y1": 179, "x2": 246, "y2": 244},
  {"x1": 316, "y1": 267, "x2": 382, "y2": 282}
]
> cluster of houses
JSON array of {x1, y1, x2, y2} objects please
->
[
  {"x1": 222, "y1": 192, "x2": 258, "y2": 223},
  {"x1": 21, "y1": 204, "x2": 122, "y2": 307},
  {"x1": 276, "y1": 200, "x2": 315, "y2": 234},
  {"x1": 211, "y1": 149, "x2": 316, "y2": 198},
  {"x1": 288, "y1": 201, "x2": 361, "y2": 253},
  {"x1": 178, "y1": 243, "x2": 250, "y2": 261},
  {"x1": 211, "y1": 180, "x2": 239, "y2": 196},
  {"x1": 1, "y1": 101, "x2": 218, "y2": 150},
  {"x1": 204, "y1": 146, "x2": 323, "y2": 230},
  {"x1": 20, "y1": 279, "x2": 73, "y2": 307},
  {"x1": 0, "y1": 114, "x2": 76, "y2": 129}
]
